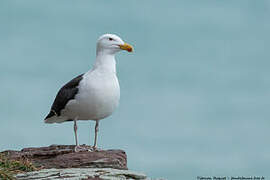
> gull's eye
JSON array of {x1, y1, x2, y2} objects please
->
[{"x1": 109, "y1": 38, "x2": 113, "y2": 41}]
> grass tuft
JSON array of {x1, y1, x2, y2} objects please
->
[
  {"x1": 0, "y1": 153, "x2": 38, "y2": 179},
  {"x1": 0, "y1": 168, "x2": 15, "y2": 180}
]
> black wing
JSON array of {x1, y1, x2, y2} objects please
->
[{"x1": 45, "y1": 74, "x2": 84, "y2": 119}]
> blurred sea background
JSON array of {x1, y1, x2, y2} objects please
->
[{"x1": 1, "y1": 0, "x2": 270, "y2": 179}]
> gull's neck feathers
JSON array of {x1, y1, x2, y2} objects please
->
[{"x1": 93, "y1": 51, "x2": 116, "y2": 74}]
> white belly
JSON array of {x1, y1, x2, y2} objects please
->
[{"x1": 63, "y1": 70, "x2": 120, "y2": 120}]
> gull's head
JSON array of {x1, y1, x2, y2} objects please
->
[{"x1": 96, "y1": 34, "x2": 133, "y2": 55}]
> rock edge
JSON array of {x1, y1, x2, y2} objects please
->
[{"x1": 2, "y1": 145, "x2": 127, "y2": 170}]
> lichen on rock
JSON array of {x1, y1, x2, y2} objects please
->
[{"x1": 16, "y1": 168, "x2": 148, "y2": 180}]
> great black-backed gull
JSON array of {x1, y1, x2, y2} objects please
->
[{"x1": 44, "y1": 34, "x2": 133, "y2": 152}]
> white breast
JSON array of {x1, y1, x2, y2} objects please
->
[{"x1": 63, "y1": 69, "x2": 120, "y2": 120}]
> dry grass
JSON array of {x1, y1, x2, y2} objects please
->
[
  {"x1": 0, "y1": 168, "x2": 15, "y2": 180},
  {"x1": 0, "y1": 153, "x2": 38, "y2": 179}
]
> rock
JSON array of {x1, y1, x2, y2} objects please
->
[
  {"x1": 2, "y1": 145, "x2": 165, "y2": 180},
  {"x1": 15, "y1": 168, "x2": 148, "y2": 180},
  {"x1": 2, "y1": 145, "x2": 127, "y2": 170}
]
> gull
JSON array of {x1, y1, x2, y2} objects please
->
[{"x1": 44, "y1": 34, "x2": 133, "y2": 152}]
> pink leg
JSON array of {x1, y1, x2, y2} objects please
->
[{"x1": 93, "y1": 120, "x2": 99, "y2": 149}]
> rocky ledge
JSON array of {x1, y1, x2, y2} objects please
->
[
  {"x1": 1, "y1": 145, "x2": 158, "y2": 180},
  {"x1": 16, "y1": 168, "x2": 147, "y2": 180},
  {"x1": 3, "y1": 145, "x2": 127, "y2": 170}
]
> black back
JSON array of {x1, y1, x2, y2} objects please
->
[{"x1": 45, "y1": 74, "x2": 84, "y2": 119}]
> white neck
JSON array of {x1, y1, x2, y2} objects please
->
[{"x1": 93, "y1": 52, "x2": 116, "y2": 73}]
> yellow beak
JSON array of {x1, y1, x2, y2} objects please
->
[{"x1": 119, "y1": 43, "x2": 133, "y2": 52}]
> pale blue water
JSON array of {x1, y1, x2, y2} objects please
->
[{"x1": 1, "y1": 1, "x2": 270, "y2": 179}]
